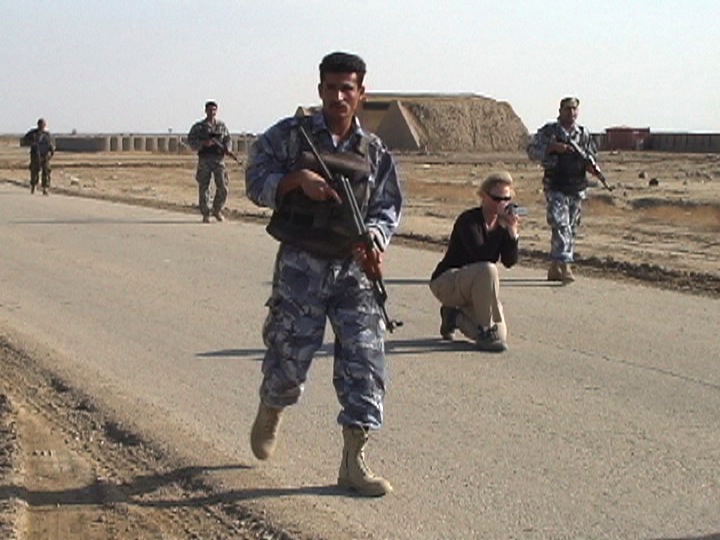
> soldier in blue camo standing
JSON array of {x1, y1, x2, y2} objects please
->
[
  {"x1": 187, "y1": 101, "x2": 230, "y2": 223},
  {"x1": 22, "y1": 118, "x2": 55, "y2": 195},
  {"x1": 527, "y1": 97, "x2": 598, "y2": 283},
  {"x1": 245, "y1": 52, "x2": 402, "y2": 497}
]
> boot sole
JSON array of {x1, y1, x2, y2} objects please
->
[{"x1": 337, "y1": 477, "x2": 392, "y2": 497}]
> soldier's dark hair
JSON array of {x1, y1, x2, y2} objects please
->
[
  {"x1": 205, "y1": 100, "x2": 218, "y2": 109},
  {"x1": 319, "y1": 52, "x2": 366, "y2": 85}
]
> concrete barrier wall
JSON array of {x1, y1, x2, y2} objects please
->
[
  {"x1": 53, "y1": 134, "x2": 257, "y2": 155},
  {"x1": 49, "y1": 132, "x2": 719, "y2": 155},
  {"x1": 55, "y1": 136, "x2": 110, "y2": 152},
  {"x1": 649, "y1": 132, "x2": 720, "y2": 153},
  {"x1": 710, "y1": 135, "x2": 720, "y2": 152},
  {"x1": 145, "y1": 137, "x2": 157, "y2": 152}
]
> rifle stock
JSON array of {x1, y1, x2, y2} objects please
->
[{"x1": 297, "y1": 125, "x2": 403, "y2": 332}]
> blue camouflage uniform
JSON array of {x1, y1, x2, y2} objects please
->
[
  {"x1": 245, "y1": 111, "x2": 402, "y2": 430},
  {"x1": 527, "y1": 121, "x2": 597, "y2": 263},
  {"x1": 187, "y1": 118, "x2": 231, "y2": 216}
]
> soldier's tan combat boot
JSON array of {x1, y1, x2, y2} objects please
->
[
  {"x1": 250, "y1": 402, "x2": 283, "y2": 460},
  {"x1": 338, "y1": 426, "x2": 392, "y2": 497},
  {"x1": 547, "y1": 261, "x2": 563, "y2": 282},
  {"x1": 560, "y1": 262, "x2": 576, "y2": 283}
]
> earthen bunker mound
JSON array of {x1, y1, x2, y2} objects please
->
[{"x1": 359, "y1": 93, "x2": 529, "y2": 153}]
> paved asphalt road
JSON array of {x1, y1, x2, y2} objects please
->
[{"x1": 1, "y1": 183, "x2": 719, "y2": 540}]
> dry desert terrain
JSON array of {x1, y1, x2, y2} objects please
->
[{"x1": 1, "y1": 140, "x2": 719, "y2": 539}]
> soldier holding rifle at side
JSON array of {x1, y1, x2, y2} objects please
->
[
  {"x1": 527, "y1": 97, "x2": 601, "y2": 283},
  {"x1": 22, "y1": 118, "x2": 54, "y2": 195},
  {"x1": 187, "y1": 100, "x2": 231, "y2": 223},
  {"x1": 245, "y1": 51, "x2": 402, "y2": 497}
]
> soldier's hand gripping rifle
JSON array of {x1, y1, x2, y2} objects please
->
[
  {"x1": 561, "y1": 135, "x2": 613, "y2": 191},
  {"x1": 297, "y1": 125, "x2": 403, "y2": 332}
]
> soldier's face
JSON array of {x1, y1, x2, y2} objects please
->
[
  {"x1": 559, "y1": 105, "x2": 578, "y2": 125},
  {"x1": 318, "y1": 72, "x2": 365, "y2": 124},
  {"x1": 205, "y1": 105, "x2": 217, "y2": 121}
]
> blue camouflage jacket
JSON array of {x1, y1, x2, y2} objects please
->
[
  {"x1": 245, "y1": 111, "x2": 402, "y2": 250},
  {"x1": 527, "y1": 121, "x2": 598, "y2": 194}
]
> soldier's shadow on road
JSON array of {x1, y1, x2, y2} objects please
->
[
  {"x1": 117, "y1": 464, "x2": 357, "y2": 503},
  {"x1": 7, "y1": 462, "x2": 720, "y2": 527},
  {"x1": 196, "y1": 348, "x2": 267, "y2": 360},
  {"x1": 197, "y1": 339, "x2": 479, "y2": 360},
  {"x1": 384, "y1": 278, "x2": 428, "y2": 285},
  {"x1": 196, "y1": 343, "x2": 336, "y2": 361},
  {"x1": 386, "y1": 337, "x2": 480, "y2": 354},
  {"x1": 0, "y1": 463, "x2": 366, "y2": 512},
  {"x1": 500, "y1": 277, "x2": 565, "y2": 287},
  {"x1": 384, "y1": 277, "x2": 563, "y2": 288}
]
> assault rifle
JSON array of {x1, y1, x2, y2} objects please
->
[
  {"x1": 208, "y1": 134, "x2": 243, "y2": 166},
  {"x1": 297, "y1": 125, "x2": 403, "y2": 332},
  {"x1": 561, "y1": 135, "x2": 613, "y2": 192},
  {"x1": 180, "y1": 137, "x2": 243, "y2": 166}
]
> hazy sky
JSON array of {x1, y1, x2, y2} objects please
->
[{"x1": 2, "y1": 0, "x2": 718, "y2": 135}]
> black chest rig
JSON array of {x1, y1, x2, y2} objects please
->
[
  {"x1": 266, "y1": 121, "x2": 373, "y2": 259},
  {"x1": 197, "y1": 124, "x2": 225, "y2": 158},
  {"x1": 545, "y1": 125, "x2": 589, "y2": 194}
]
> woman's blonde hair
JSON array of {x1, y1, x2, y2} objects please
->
[{"x1": 477, "y1": 171, "x2": 515, "y2": 198}]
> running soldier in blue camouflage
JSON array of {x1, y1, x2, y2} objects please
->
[
  {"x1": 245, "y1": 52, "x2": 402, "y2": 497},
  {"x1": 22, "y1": 118, "x2": 55, "y2": 195},
  {"x1": 527, "y1": 97, "x2": 599, "y2": 283},
  {"x1": 187, "y1": 101, "x2": 230, "y2": 223}
]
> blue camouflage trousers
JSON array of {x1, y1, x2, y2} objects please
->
[
  {"x1": 260, "y1": 244, "x2": 387, "y2": 429},
  {"x1": 545, "y1": 189, "x2": 585, "y2": 263}
]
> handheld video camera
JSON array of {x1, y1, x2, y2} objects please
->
[{"x1": 506, "y1": 203, "x2": 528, "y2": 217}]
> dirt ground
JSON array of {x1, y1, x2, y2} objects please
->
[{"x1": 1, "y1": 141, "x2": 719, "y2": 539}]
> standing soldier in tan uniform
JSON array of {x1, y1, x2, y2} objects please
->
[
  {"x1": 22, "y1": 118, "x2": 55, "y2": 195},
  {"x1": 187, "y1": 101, "x2": 231, "y2": 223}
]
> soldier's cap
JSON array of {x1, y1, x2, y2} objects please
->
[
  {"x1": 560, "y1": 97, "x2": 579, "y2": 109},
  {"x1": 205, "y1": 100, "x2": 218, "y2": 109}
]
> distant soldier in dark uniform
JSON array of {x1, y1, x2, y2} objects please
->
[
  {"x1": 527, "y1": 97, "x2": 598, "y2": 283},
  {"x1": 187, "y1": 101, "x2": 231, "y2": 223},
  {"x1": 22, "y1": 118, "x2": 55, "y2": 195},
  {"x1": 245, "y1": 52, "x2": 402, "y2": 497}
]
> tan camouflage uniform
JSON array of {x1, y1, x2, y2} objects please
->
[{"x1": 187, "y1": 117, "x2": 230, "y2": 217}]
